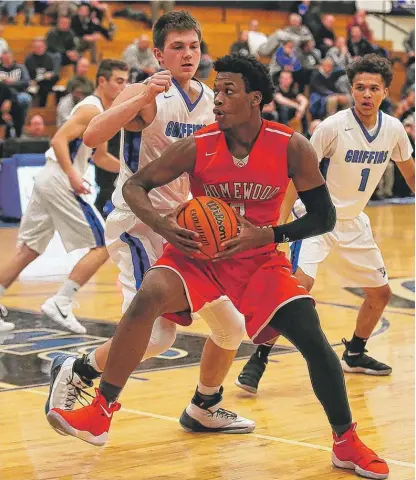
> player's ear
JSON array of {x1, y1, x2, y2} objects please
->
[
  {"x1": 383, "y1": 87, "x2": 388, "y2": 100},
  {"x1": 251, "y1": 91, "x2": 262, "y2": 108},
  {"x1": 153, "y1": 47, "x2": 164, "y2": 64}
]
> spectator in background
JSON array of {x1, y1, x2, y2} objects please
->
[
  {"x1": 43, "y1": 1, "x2": 79, "y2": 25},
  {"x1": 66, "y1": 57, "x2": 94, "y2": 94},
  {"x1": 0, "y1": 81, "x2": 23, "y2": 137},
  {"x1": 21, "y1": 114, "x2": 49, "y2": 140},
  {"x1": 395, "y1": 87, "x2": 415, "y2": 122},
  {"x1": 305, "y1": 118, "x2": 321, "y2": 140},
  {"x1": 151, "y1": 1, "x2": 175, "y2": 24},
  {"x1": 297, "y1": 39, "x2": 321, "y2": 92},
  {"x1": 230, "y1": 30, "x2": 251, "y2": 57},
  {"x1": 393, "y1": 113, "x2": 414, "y2": 198},
  {"x1": 347, "y1": 9, "x2": 373, "y2": 43},
  {"x1": 404, "y1": 28, "x2": 415, "y2": 65},
  {"x1": 247, "y1": 19, "x2": 267, "y2": 57},
  {"x1": 89, "y1": 0, "x2": 115, "y2": 35},
  {"x1": 271, "y1": 40, "x2": 301, "y2": 86},
  {"x1": 0, "y1": 50, "x2": 30, "y2": 124},
  {"x1": 0, "y1": 1, "x2": 24, "y2": 25},
  {"x1": 309, "y1": 58, "x2": 351, "y2": 119},
  {"x1": 25, "y1": 37, "x2": 59, "y2": 107},
  {"x1": 315, "y1": 14, "x2": 335, "y2": 56},
  {"x1": 123, "y1": 35, "x2": 159, "y2": 83},
  {"x1": 0, "y1": 26, "x2": 8, "y2": 56},
  {"x1": 196, "y1": 39, "x2": 212, "y2": 80},
  {"x1": 71, "y1": 3, "x2": 111, "y2": 64},
  {"x1": 56, "y1": 78, "x2": 89, "y2": 127},
  {"x1": 273, "y1": 70, "x2": 308, "y2": 133},
  {"x1": 347, "y1": 26, "x2": 374, "y2": 58},
  {"x1": 46, "y1": 16, "x2": 80, "y2": 71},
  {"x1": 326, "y1": 36, "x2": 352, "y2": 70}
]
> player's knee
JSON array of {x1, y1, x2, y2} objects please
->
[
  {"x1": 149, "y1": 318, "x2": 177, "y2": 355},
  {"x1": 364, "y1": 284, "x2": 392, "y2": 307},
  {"x1": 17, "y1": 242, "x2": 40, "y2": 260},
  {"x1": 209, "y1": 316, "x2": 245, "y2": 351}
]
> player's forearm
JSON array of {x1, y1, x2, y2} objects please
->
[
  {"x1": 271, "y1": 184, "x2": 336, "y2": 243},
  {"x1": 94, "y1": 151, "x2": 120, "y2": 173},
  {"x1": 122, "y1": 180, "x2": 165, "y2": 234},
  {"x1": 84, "y1": 94, "x2": 148, "y2": 147},
  {"x1": 50, "y1": 135, "x2": 76, "y2": 176}
]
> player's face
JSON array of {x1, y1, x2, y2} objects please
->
[
  {"x1": 351, "y1": 73, "x2": 387, "y2": 117},
  {"x1": 213, "y1": 72, "x2": 260, "y2": 131},
  {"x1": 154, "y1": 30, "x2": 201, "y2": 81},
  {"x1": 103, "y1": 69, "x2": 128, "y2": 100}
]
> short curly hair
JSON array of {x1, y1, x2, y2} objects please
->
[
  {"x1": 347, "y1": 54, "x2": 393, "y2": 88},
  {"x1": 213, "y1": 54, "x2": 274, "y2": 109}
]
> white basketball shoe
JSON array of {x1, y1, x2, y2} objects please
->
[
  {"x1": 41, "y1": 296, "x2": 86, "y2": 334},
  {"x1": 0, "y1": 305, "x2": 15, "y2": 332}
]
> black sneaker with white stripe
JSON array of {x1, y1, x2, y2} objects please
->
[
  {"x1": 340, "y1": 338, "x2": 392, "y2": 376},
  {"x1": 235, "y1": 352, "x2": 268, "y2": 394}
]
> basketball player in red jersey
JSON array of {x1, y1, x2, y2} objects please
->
[{"x1": 47, "y1": 54, "x2": 388, "y2": 479}]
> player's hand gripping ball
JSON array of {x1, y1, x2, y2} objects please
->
[{"x1": 177, "y1": 196, "x2": 239, "y2": 259}]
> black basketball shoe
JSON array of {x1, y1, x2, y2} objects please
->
[
  {"x1": 235, "y1": 352, "x2": 268, "y2": 394},
  {"x1": 340, "y1": 338, "x2": 392, "y2": 376}
]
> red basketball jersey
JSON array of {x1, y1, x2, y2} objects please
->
[{"x1": 191, "y1": 120, "x2": 294, "y2": 227}]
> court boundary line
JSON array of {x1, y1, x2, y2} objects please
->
[{"x1": 26, "y1": 388, "x2": 414, "y2": 469}]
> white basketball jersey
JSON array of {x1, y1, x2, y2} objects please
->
[
  {"x1": 112, "y1": 78, "x2": 215, "y2": 211},
  {"x1": 310, "y1": 108, "x2": 413, "y2": 219},
  {"x1": 45, "y1": 95, "x2": 104, "y2": 177}
]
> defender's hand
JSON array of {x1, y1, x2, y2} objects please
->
[
  {"x1": 142, "y1": 70, "x2": 173, "y2": 104},
  {"x1": 214, "y1": 212, "x2": 274, "y2": 260},
  {"x1": 68, "y1": 170, "x2": 90, "y2": 195},
  {"x1": 157, "y1": 204, "x2": 202, "y2": 256}
]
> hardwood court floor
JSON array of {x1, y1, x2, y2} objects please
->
[{"x1": 0, "y1": 204, "x2": 414, "y2": 480}]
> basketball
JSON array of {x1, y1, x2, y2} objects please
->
[{"x1": 177, "y1": 196, "x2": 239, "y2": 259}]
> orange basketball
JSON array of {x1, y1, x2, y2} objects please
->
[{"x1": 177, "y1": 196, "x2": 239, "y2": 259}]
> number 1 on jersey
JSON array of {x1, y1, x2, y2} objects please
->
[{"x1": 358, "y1": 168, "x2": 370, "y2": 192}]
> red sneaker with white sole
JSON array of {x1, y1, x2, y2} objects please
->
[
  {"x1": 46, "y1": 388, "x2": 121, "y2": 446},
  {"x1": 332, "y1": 423, "x2": 389, "y2": 479}
]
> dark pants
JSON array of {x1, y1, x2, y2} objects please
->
[
  {"x1": 277, "y1": 105, "x2": 308, "y2": 134},
  {"x1": 37, "y1": 76, "x2": 59, "y2": 107}
]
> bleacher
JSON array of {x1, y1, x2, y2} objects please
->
[{"x1": 1, "y1": 1, "x2": 409, "y2": 137}]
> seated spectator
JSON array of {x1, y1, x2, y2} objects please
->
[
  {"x1": 305, "y1": 118, "x2": 321, "y2": 140},
  {"x1": 25, "y1": 38, "x2": 59, "y2": 107},
  {"x1": 347, "y1": 26, "x2": 374, "y2": 58},
  {"x1": 393, "y1": 113, "x2": 414, "y2": 197},
  {"x1": 0, "y1": 50, "x2": 30, "y2": 124},
  {"x1": 151, "y1": 1, "x2": 175, "y2": 24},
  {"x1": 43, "y1": 1, "x2": 79, "y2": 25},
  {"x1": 66, "y1": 57, "x2": 94, "y2": 95},
  {"x1": 271, "y1": 40, "x2": 301, "y2": 86},
  {"x1": 347, "y1": 9, "x2": 373, "y2": 43},
  {"x1": 309, "y1": 58, "x2": 351, "y2": 119},
  {"x1": 274, "y1": 70, "x2": 308, "y2": 133},
  {"x1": 123, "y1": 34, "x2": 159, "y2": 83},
  {"x1": 261, "y1": 100, "x2": 278, "y2": 122},
  {"x1": 57, "y1": 78, "x2": 89, "y2": 126},
  {"x1": 196, "y1": 39, "x2": 212, "y2": 80},
  {"x1": 71, "y1": 3, "x2": 111, "y2": 64},
  {"x1": 21, "y1": 114, "x2": 49, "y2": 140},
  {"x1": 46, "y1": 16, "x2": 80, "y2": 71},
  {"x1": 0, "y1": 81, "x2": 23, "y2": 138},
  {"x1": 297, "y1": 39, "x2": 321, "y2": 92},
  {"x1": 395, "y1": 87, "x2": 415, "y2": 122},
  {"x1": 290, "y1": 1, "x2": 322, "y2": 37},
  {"x1": 404, "y1": 28, "x2": 415, "y2": 65},
  {"x1": 326, "y1": 36, "x2": 352, "y2": 70},
  {"x1": 89, "y1": 0, "x2": 115, "y2": 34},
  {"x1": 0, "y1": 26, "x2": 8, "y2": 56},
  {"x1": 0, "y1": 1, "x2": 24, "y2": 25},
  {"x1": 315, "y1": 14, "x2": 335, "y2": 56},
  {"x1": 247, "y1": 19, "x2": 267, "y2": 56},
  {"x1": 230, "y1": 30, "x2": 251, "y2": 57}
]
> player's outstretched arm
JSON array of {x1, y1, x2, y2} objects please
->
[
  {"x1": 50, "y1": 105, "x2": 101, "y2": 195},
  {"x1": 122, "y1": 136, "x2": 202, "y2": 255},
  {"x1": 83, "y1": 71, "x2": 172, "y2": 147}
]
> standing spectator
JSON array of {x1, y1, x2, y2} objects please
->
[
  {"x1": 0, "y1": 50, "x2": 30, "y2": 124},
  {"x1": 297, "y1": 39, "x2": 321, "y2": 92},
  {"x1": 0, "y1": 26, "x2": 8, "y2": 56},
  {"x1": 347, "y1": 26, "x2": 374, "y2": 58},
  {"x1": 230, "y1": 30, "x2": 251, "y2": 57},
  {"x1": 25, "y1": 38, "x2": 59, "y2": 107},
  {"x1": 66, "y1": 57, "x2": 94, "y2": 95},
  {"x1": 21, "y1": 114, "x2": 49, "y2": 140},
  {"x1": 122, "y1": 35, "x2": 159, "y2": 83},
  {"x1": 315, "y1": 14, "x2": 335, "y2": 56},
  {"x1": 347, "y1": 9, "x2": 373, "y2": 43},
  {"x1": 71, "y1": 3, "x2": 111, "y2": 63},
  {"x1": 56, "y1": 78, "x2": 89, "y2": 127},
  {"x1": 326, "y1": 36, "x2": 352, "y2": 70},
  {"x1": 46, "y1": 16, "x2": 80, "y2": 71},
  {"x1": 247, "y1": 19, "x2": 267, "y2": 56},
  {"x1": 196, "y1": 39, "x2": 212, "y2": 80},
  {"x1": 309, "y1": 58, "x2": 351, "y2": 119},
  {"x1": 273, "y1": 70, "x2": 308, "y2": 133},
  {"x1": 150, "y1": 1, "x2": 175, "y2": 24}
]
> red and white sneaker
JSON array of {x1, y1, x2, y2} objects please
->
[
  {"x1": 332, "y1": 423, "x2": 389, "y2": 479},
  {"x1": 46, "y1": 388, "x2": 121, "y2": 446}
]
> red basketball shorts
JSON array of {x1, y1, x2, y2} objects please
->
[{"x1": 151, "y1": 245, "x2": 313, "y2": 344}]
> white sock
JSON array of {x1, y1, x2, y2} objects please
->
[
  {"x1": 86, "y1": 349, "x2": 103, "y2": 373},
  {"x1": 56, "y1": 280, "x2": 81, "y2": 302},
  {"x1": 197, "y1": 381, "x2": 220, "y2": 396},
  {"x1": 0, "y1": 285, "x2": 5, "y2": 299}
]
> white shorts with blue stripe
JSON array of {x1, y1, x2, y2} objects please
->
[{"x1": 18, "y1": 161, "x2": 105, "y2": 254}]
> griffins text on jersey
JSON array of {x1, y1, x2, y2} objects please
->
[
  {"x1": 165, "y1": 121, "x2": 205, "y2": 138},
  {"x1": 203, "y1": 182, "x2": 280, "y2": 201},
  {"x1": 345, "y1": 150, "x2": 389, "y2": 164}
]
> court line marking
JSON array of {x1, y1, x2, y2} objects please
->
[{"x1": 27, "y1": 388, "x2": 414, "y2": 469}]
